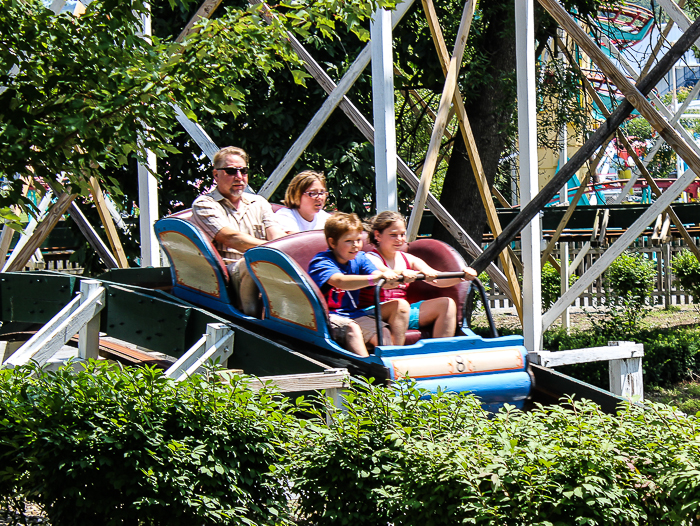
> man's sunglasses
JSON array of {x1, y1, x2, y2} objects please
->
[{"x1": 218, "y1": 167, "x2": 248, "y2": 176}]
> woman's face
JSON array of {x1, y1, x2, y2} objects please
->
[
  {"x1": 374, "y1": 221, "x2": 407, "y2": 254},
  {"x1": 298, "y1": 179, "x2": 327, "y2": 220}
]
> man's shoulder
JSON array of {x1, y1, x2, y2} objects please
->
[
  {"x1": 193, "y1": 189, "x2": 223, "y2": 208},
  {"x1": 242, "y1": 193, "x2": 272, "y2": 208}
]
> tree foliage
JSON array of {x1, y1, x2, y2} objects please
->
[{"x1": 0, "y1": 0, "x2": 393, "y2": 223}]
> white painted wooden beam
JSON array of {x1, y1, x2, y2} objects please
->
[
  {"x1": 171, "y1": 104, "x2": 220, "y2": 162},
  {"x1": 516, "y1": 0, "x2": 542, "y2": 350},
  {"x1": 78, "y1": 280, "x2": 102, "y2": 360},
  {"x1": 371, "y1": 7, "x2": 398, "y2": 213},
  {"x1": 138, "y1": 147, "x2": 160, "y2": 266},
  {"x1": 528, "y1": 342, "x2": 644, "y2": 367},
  {"x1": 544, "y1": 166, "x2": 698, "y2": 328},
  {"x1": 68, "y1": 203, "x2": 120, "y2": 268},
  {"x1": 165, "y1": 323, "x2": 234, "y2": 381},
  {"x1": 239, "y1": 368, "x2": 348, "y2": 392},
  {"x1": 3, "y1": 282, "x2": 106, "y2": 368},
  {"x1": 258, "y1": 0, "x2": 414, "y2": 199}
]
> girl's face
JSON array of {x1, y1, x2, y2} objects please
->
[
  {"x1": 298, "y1": 179, "x2": 327, "y2": 220},
  {"x1": 374, "y1": 221, "x2": 407, "y2": 253}
]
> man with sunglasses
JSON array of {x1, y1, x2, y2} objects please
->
[{"x1": 192, "y1": 146, "x2": 285, "y2": 315}]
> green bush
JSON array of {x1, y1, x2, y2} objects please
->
[
  {"x1": 604, "y1": 251, "x2": 657, "y2": 329},
  {"x1": 606, "y1": 251, "x2": 656, "y2": 307},
  {"x1": 290, "y1": 382, "x2": 700, "y2": 525},
  {"x1": 672, "y1": 249, "x2": 700, "y2": 305},
  {"x1": 0, "y1": 362, "x2": 296, "y2": 526},
  {"x1": 541, "y1": 260, "x2": 561, "y2": 310},
  {"x1": 541, "y1": 260, "x2": 578, "y2": 310}
]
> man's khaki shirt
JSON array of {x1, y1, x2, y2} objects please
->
[{"x1": 192, "y1": 188, "x2": 278, "y2": 262}]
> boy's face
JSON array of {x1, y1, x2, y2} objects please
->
[{"x1": 328, "y1": 230, "x2": 363, "y2": 265}]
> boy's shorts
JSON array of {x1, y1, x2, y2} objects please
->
[{"x1": 329, "y1": 313, "x2": 388, "y2": 347}]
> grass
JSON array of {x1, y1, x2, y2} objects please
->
[{"x1": 646, "y1": 378, "x2": 700, "y2": 416}]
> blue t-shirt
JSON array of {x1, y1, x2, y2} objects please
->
[{"x1": 308, "y1": 249, "x2": 378, "y2": 318}]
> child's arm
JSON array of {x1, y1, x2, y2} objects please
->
[
  {"x1": 406, "y1": 254, "x2": 477, "y2": 288},
  {"x1": 327, "y1": 270, "x2": 401, "y2": 291}
]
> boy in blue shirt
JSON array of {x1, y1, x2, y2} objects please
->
[{"x1": 308, "y1": 213, "x2": 410, "y2": 357}]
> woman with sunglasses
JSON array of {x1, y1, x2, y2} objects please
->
[{"x1": 275, "y1": 170, "x2": 332, "y2": 234}]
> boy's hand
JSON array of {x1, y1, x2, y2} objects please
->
[{"x1": 462, "y1": 267, "x2": 477, "y2": 281}]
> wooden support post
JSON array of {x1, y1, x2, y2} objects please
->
[
  {"x1": 5, "y1": 193, "x2": 76, "y2": 273},
  {"x1": 420, "y1": 0, "x2": 523, "y2": 320},
  {"x1": 78, "y1": 280, "x2": 102, "y2": 361},
  {"x1": 371, "y1": 7, "x2": 398, "y2": 212},
  {"x1": 0, "y1": 225, "x2": 14, "y2": 267},
  {"x1": 138, "y1": 148, "x2": 160, "y2": 267},
  {"x1": 609, "y1": 357, "x2": 644, "y2": 399},
  {"x1": 176, "y1": 0, "x2": 223, "y2": 42},
  {"x1": 516, "y1": 0, "x2": 541, "y2": 350},
  {"x1": 663, "y1": 242, "x2": 673, "y2": 307},
  {"x1": 407, "y1": 0, "x2": 474, "y2": 240},
  {"x1": 137, "y1": 9, "x2": 160, "y2": 268},
  {"x1": 68, "y1": 203, "x2": 120, "y2": 269},
  {"x1": 88, "y1": 177, "x2": 128, "y2": 268},
  {"x1": 165, "y1": 323, "x2": 235, "y2": 381},
  {"x1": 560, "y1": 241, "x2": 570, "y2": 330}
]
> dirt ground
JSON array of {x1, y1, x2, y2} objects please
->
[{"x1": 473, "y1": 303, "x2": 700, "y2": 333}]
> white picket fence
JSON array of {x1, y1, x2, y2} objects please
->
[{"x1": 486, "y1": 238, "x2": 700, "y2": 310}]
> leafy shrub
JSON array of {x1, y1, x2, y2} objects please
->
[
  {"x1": 672, "y1": 249, "x2": 700, "y2": 307},
  {"x1": 541, "y1": 260, "x2": 578, "y2": 310},
  {"x1": 607, "y1": 251, "x2": 656, "y2": 305},
  {"x1": 289, "y1": 382, "x2": 700, "y2": 525},
  {"x1": 542, "y1": 260, "x2": 561, "y2": 310},
  {"x1": 0, "y1": 362, "x2": 295, "y2": 526},
  {"x1": 604, "y1": 251, "x2": 657, "y2": 328}
]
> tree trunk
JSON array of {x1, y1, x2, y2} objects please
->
[{"x1": 432, "y1": 3, "x2": 517, "y2": 259}]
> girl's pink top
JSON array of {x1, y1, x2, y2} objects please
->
[{"x1": 358, "y1": 250, "x2": 410, "y2": 307}]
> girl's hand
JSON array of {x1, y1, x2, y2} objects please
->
[
  {"x1": 422, "y1": 269, "x2": 438, "y2": 283},
  {"x1": 462, "y1": 267, "x2": 477, "y2": 281},
  {"x1": 380, "y1": 269, "x2": 401, "y2": 284},
  {"x1": 401, "y1": 269, "x2": 420, "y2": 283}
]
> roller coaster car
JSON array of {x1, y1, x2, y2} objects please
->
[{"x1": 155, "y1": 210, "x2": 532, "y2": 411}]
